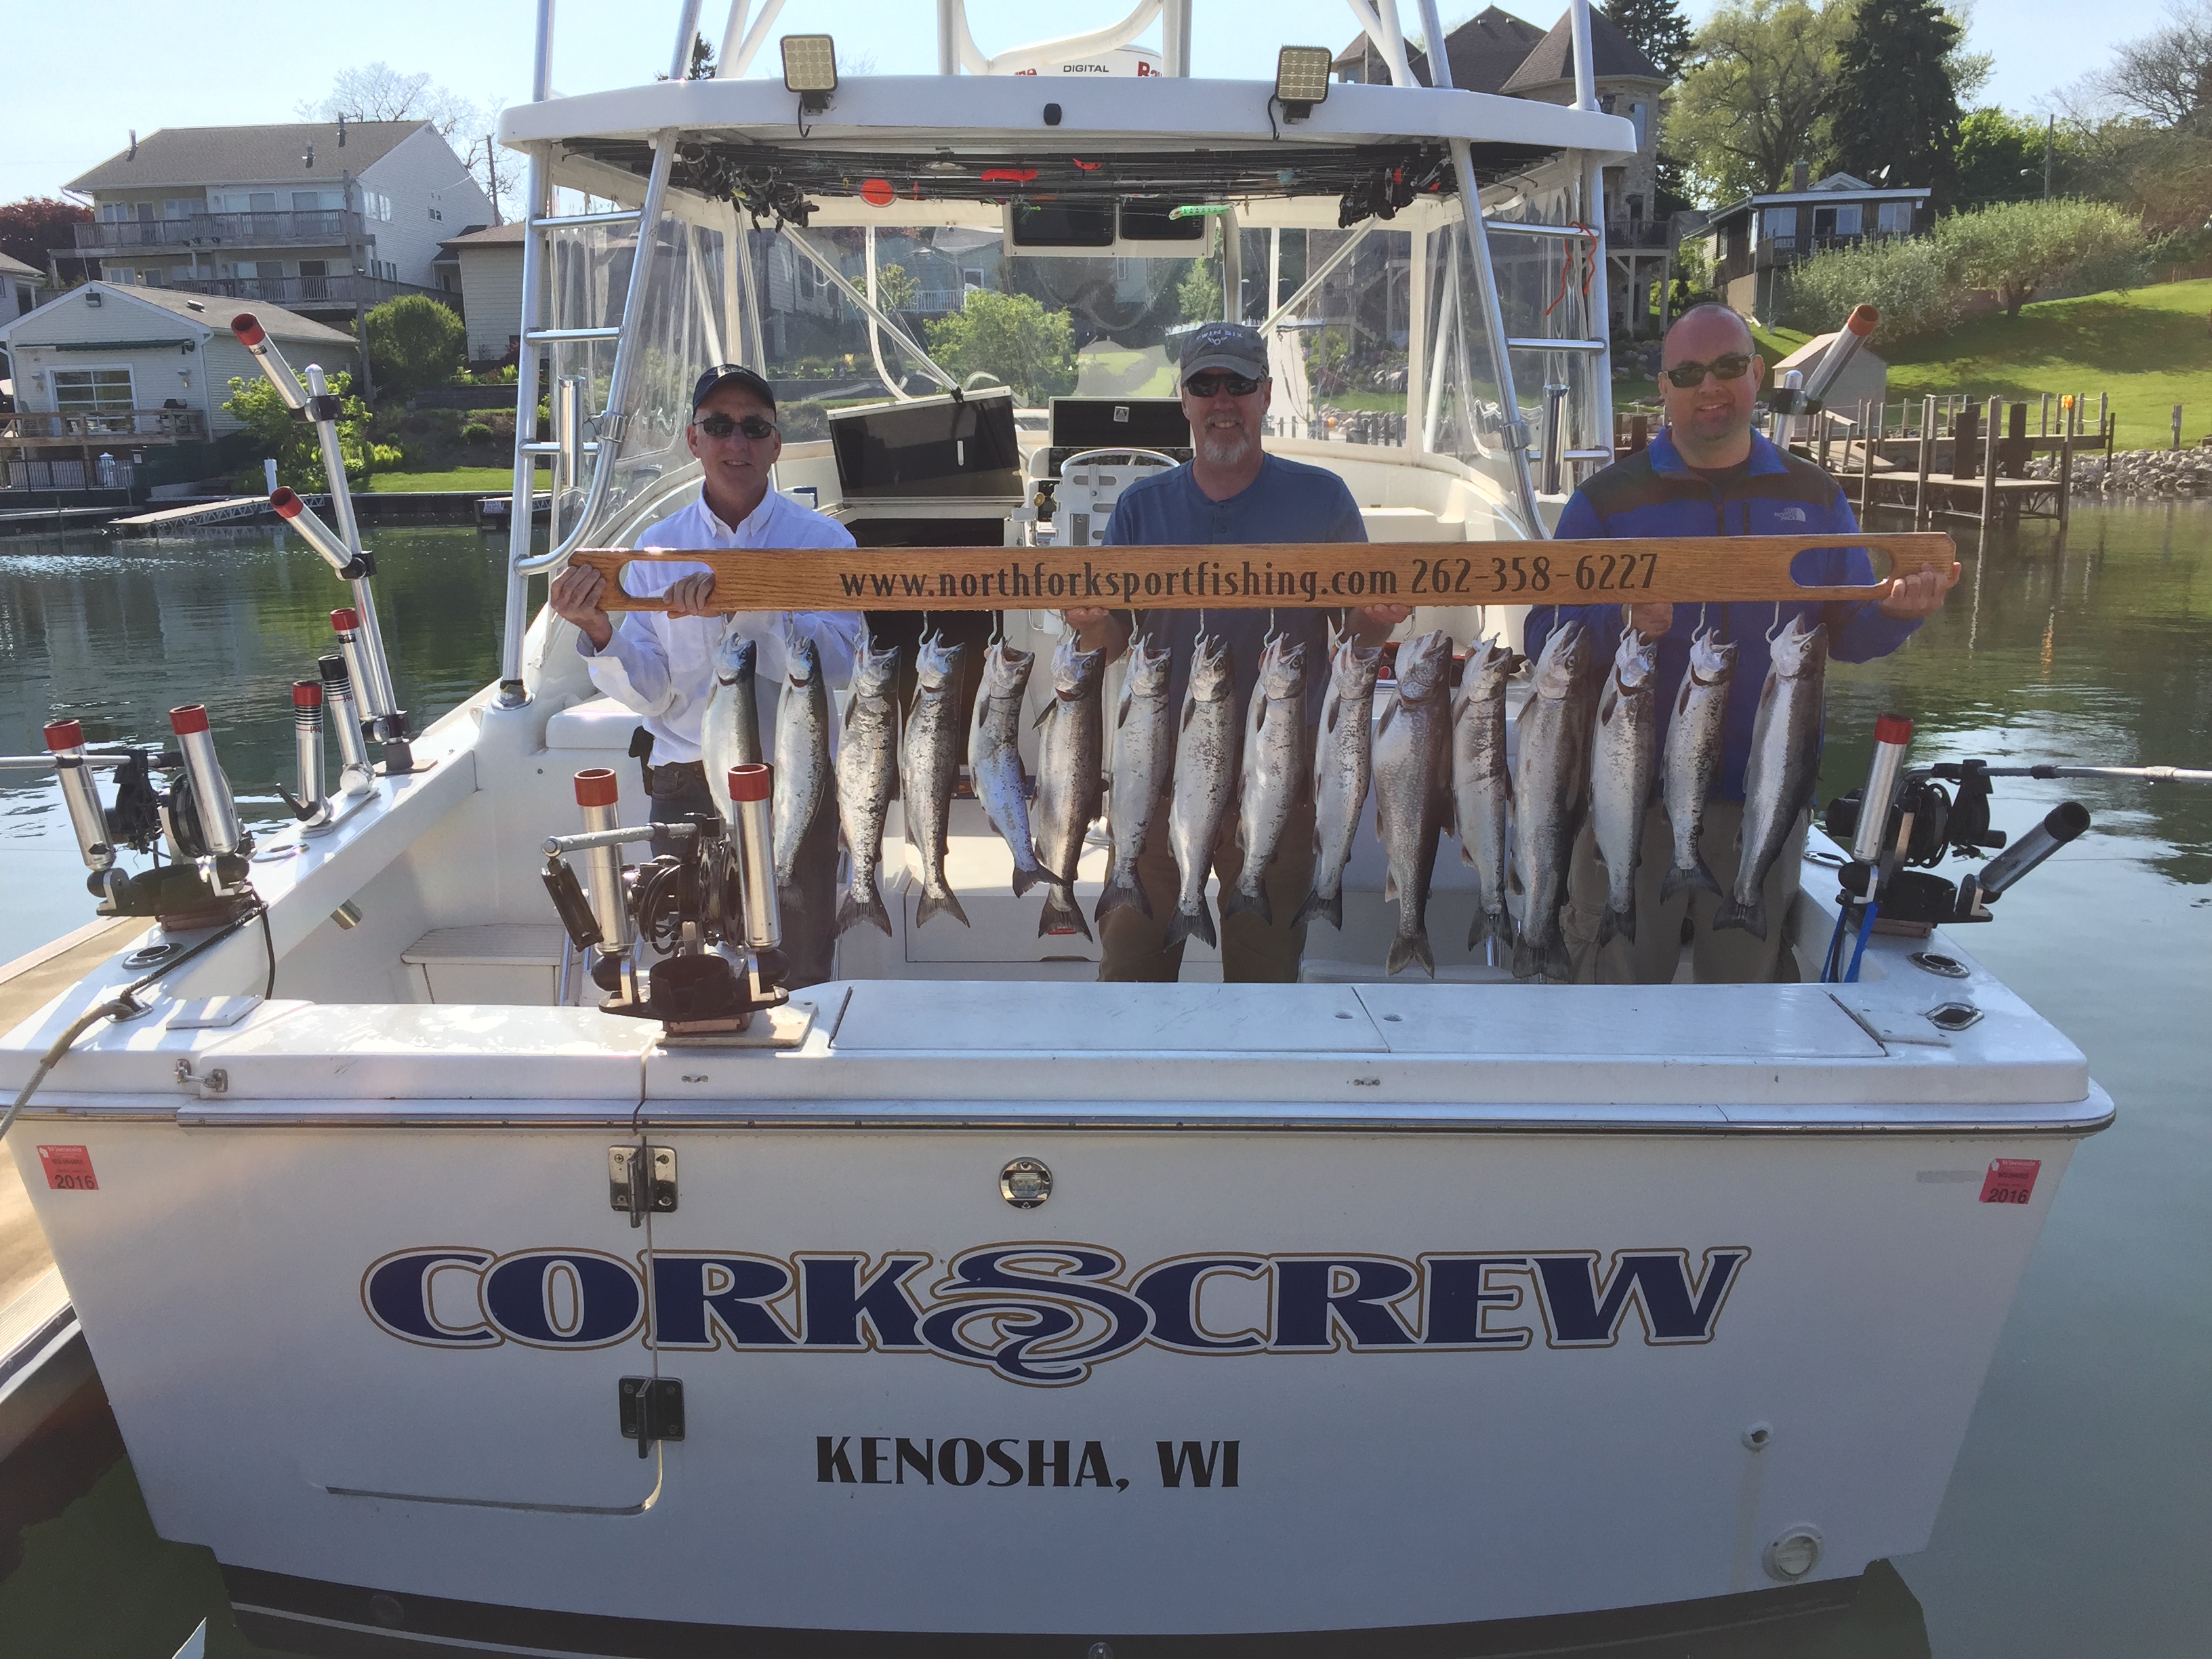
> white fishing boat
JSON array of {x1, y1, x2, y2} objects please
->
[{"x1": 1, "y1": 3, "x2": 2110, "y2": 1653}]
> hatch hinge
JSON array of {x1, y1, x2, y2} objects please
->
[
  {"x1": 608, "y1": 1143, "x2": 676, "y2": 1227},
  {"x1": 619, "y1": 1376, "x2": 683, "y2": 1458}
]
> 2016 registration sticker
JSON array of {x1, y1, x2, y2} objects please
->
[
  {"x1": 1979, "y1": 1159, "x2": 2041, "y2": 1204},
  {"x1": 37, "y1": 1145, "x2": 98, "y2": 1191}
]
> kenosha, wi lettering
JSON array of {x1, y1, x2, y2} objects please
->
[
  {"x1": 815, "y1": 1437, "x2": 1240, "y2": 1490},
  {"x1": 363, "y1": 1243, "x2": 1749, "y2": 1385}
]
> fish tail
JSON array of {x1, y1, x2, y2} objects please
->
[
  {"x1": 777, "y1": 881, "x2": 804, "y2": 922},
  {"x1": 1385, "y1": 928, "x2": 1436, "y2": 979},
  {"x1": 1598, "y1": 897, "x2": 1636, "y2": 947},
  {"x1": 836, "y1": 880, "x2": 893, "y2": 939},
  {"x1": 1010, "y1": 859, "x2": 1043, "y2": 898},
  {"x1": 1164, "y1": 899, "x2": 1215, "y2": 951},
  {"x1": 1660, "y1": 863, "x2": 1688, "y2": 904},
  {"x1": 1468, "y1": 906, "x2": 1511, "y2": 951},
  {"x1": 916, "y1": 884, "x2": 970, "y2": 930},
  {"x1": 1218, "y1": 877, "x2": 1271, "y2": 926},
  {"x1": 1689, "y1": 856, "x2": 1724, "y2": 896},
  {"x1": 1511, "y1": 937, "x2": 1540, "y2": 980},
  {"x1": 1094, "y1": 865, "x2": 1151, "y2": 923},
  {"x1": 1038, "y1": 884, "x2": 1095, "y2": 941},
  {"x1": 1292, "y1": 884, "x2": 1343, "y2": 931},
  {"x1": 1544, "y1": 935, "x2": 1577, "y2": 981},
  {"x1": 1712, "y1": 893, "x2": 1765, "y2": 939}
]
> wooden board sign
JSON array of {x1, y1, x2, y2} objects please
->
[{"x1": 569, "y1": 532, "x2": 1958, "y2": 613}]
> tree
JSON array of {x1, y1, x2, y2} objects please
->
[
  {"x1": 0, "y1": 196, "x2": 89, "y2": 276},
  {"x1": 1666, "y1": 0, "x2": 1855, "y2": 205},
  {"x1": 296, "y1": 63, "x2": 479, "y2": 142},
  {"x1": 2084, "y1": 0, "x2": 2212, "y2": 132},
  {"x1": 1937, "y1": 197, "x2": 2148, "y2": 314},
  {"x1": 223, "y1": 370, "x2": 393, "y2": 489},
  {"x1": 1827, "y1": 0, "x2": 1964, "y2": 204},
  {"x1": 924, "y1": 290, "x2": 1076, "y2": 404},
  {"x1": 659, "y1": 33, "x2": 717, "y2": 79},
  {"x1": 1605, "y1": 0, "x2": 1694, "y2": 79},
  {"x1": 873, "y1": 262, "x2": 918, "y2": 315},
  {"x1": 1955, "y1": 108, "x2": 2060, "y2": 206},
  {"x1": 1176, "y1": 254, "x2": 1222, "y2": 323},
  {"x1": 364, "y1": 295, "x2": 466, "y2": 403}
]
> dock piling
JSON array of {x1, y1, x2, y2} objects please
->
[
  {"x1": 1915, "y1": 396, "x2": 1935, "y2": 528},
  {"x1": 1980, "y1": 396, "x2": 2002, "y2": 537}
]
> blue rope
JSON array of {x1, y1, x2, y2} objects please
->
[
  {"x1": 1818, "y1": 905, "x2": 1850, "y2": 983},
  {"x1": 1843, "y1": 901, "x2": 1881, "y2": 983}
]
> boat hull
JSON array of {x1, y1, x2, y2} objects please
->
[{"x1": 13, "y1": 1112, "x2": 2087, "y2": 1644}]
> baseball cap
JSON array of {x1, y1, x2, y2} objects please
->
[
  {"x1": 691, "y1": 363, "x2": 777, "y2": 416},
  {"x1": 1179, "y1": 322, "x2": 1269, "y2": 384}
]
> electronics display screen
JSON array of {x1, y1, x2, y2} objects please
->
[
  {"x1": 829, "y1": 389, "x2": 1023, "y2": 499},
  {"x1": 1049, "y1": 398, "x2": 1191, "y2": 451}
]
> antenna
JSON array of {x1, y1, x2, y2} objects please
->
[
  {"x1": 337, "y1": 112, "x2": 347, "y2": 146},
  {"x1": 304, "y1": 142, "x2": 316, "y2": 170},
  {"x1": 127, "y1": 129, "x2": 138, "y2": 161}
]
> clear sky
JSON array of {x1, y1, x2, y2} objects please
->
[{"x1": 0, "y1": 0, "x2": 2177, "y2": 205}]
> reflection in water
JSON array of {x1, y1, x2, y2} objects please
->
[{"x1": 1, "y1": 506, "x2": 2208, "y2": 1654}]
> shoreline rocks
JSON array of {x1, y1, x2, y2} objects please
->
[{"x1": 2028, "y1": 446, "x2": 2212, "y2": 496}]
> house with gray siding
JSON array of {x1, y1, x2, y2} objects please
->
[{"x1": 58, "y1": 121, "x2": 487, "y2": 329}]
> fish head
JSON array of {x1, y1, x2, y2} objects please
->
[
  {"x1": 979, "y1": 640, "x2": 1037, "y2": 699},
  {"x1": 1392, "y1": 629, "x2": 1453, "y2": 702},
  {"x1": 1331, "y1": 637, "x2": 1385, "y2": 700},
  {"x1": 1688, "y1": 626, "x2": 1738, "y2": 684},
  {"x1": 1533, "y1": 621, "x2": 1586, "y2": 701},
  {"x1": 1465, "y1": 638, "x2": 1515, "y2": 701},
  {"x1": 783, "y1": 629, "x2": 821, "y2": 687},
  {"x1": 1261, "y1": 638, "x2": 1308, "y2": 702},
  {"x1": 1771, "y1": 613, "x2": 1828, "y2": 678},
  {"x1": 914, "y1": 633, "x2": 964, "y2": 692},
  {"x1": 1612, "y1": 625, "x2": 1658, "y2": 693},
  {"x1": 1125, "y1": 634, "x2": 1174, "y2": 699},
  {"x1": 1187, "y1": 632, "x2": 1235, "y2": 701},
  {"x1": 1051, "y1": 632, "x2": 1105, "y2": 699},
  {"x1": 713, "y1": 631, "x2": 756, "y2": 687},
  {"x1": 852, "y1": 638, "x2": 902, "y2": 700}
]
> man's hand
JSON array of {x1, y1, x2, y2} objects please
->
[
  {"x1": 549, "y1": 565, "x2": 613, "y2": 650},
  {"x1": 1063, "y1": 607, "x2": 1131, "y2": 660},
  {"x1": 1346, "y1": 603, "x2": 1412, "y2": 645},
  {"x1": 663, "y1": 572, "x2": 733, "y2": 619},
  {"x1": 1876, "y1": 561, "x2": 1961, "y2": 620},
  {"x1": 1625, "y1": 602, "x2": 1673, "y2": 640}
]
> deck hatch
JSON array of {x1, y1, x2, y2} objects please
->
[
  {"x1": 1351, "y1": 985, "x2": 1889, "y2": 1060},
  {"x1": 828, "y1": 983, "x2": 1388, "y2": 1053}
]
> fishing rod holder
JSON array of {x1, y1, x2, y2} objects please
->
[
  {"x1": 540, "y1": 766, "x2": 787, "y2": 1033},
  {"x1": 241, "y1": 309, "x2": 411, "y2": 773}
]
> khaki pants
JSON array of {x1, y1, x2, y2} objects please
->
[
  {"x1": 1099, "y1": 778, "x2": 1318, "y2": 984},
  {"x1": 1561, "y1": 798, "x2": 1808, "y2": 985}
]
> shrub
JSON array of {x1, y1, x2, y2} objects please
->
[
  {"x1": 778, "y1": 400, "x2": 830, "y2": 441},
  {"x1": 1780, "y1": 234, "x2": 1962, "y2": 342},
  {"x1": 924, "y1": 289, "x2": 1077, "y2": 405},
  {"x1": 222, "y1": 370, "x2": 375, "y2": 490},
  {"x1": 364, "y1": 294, "x2": 466, "y2": 403},
  {"x1": 460, "y1": 422, "x2": 494, "y2": 444}
]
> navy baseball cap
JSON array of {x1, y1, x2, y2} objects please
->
[
  {"x1": 1180, "y1": 322, "x2": 1269, "y2": 384},
  {"x1": 691, "y1": 363, "x2": 777, "y2": 415}
]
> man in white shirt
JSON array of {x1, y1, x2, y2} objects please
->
[{"x1": 549, "y1": 364, "x2": 863, "y2": 985}]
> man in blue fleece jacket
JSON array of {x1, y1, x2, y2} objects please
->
[{"x1": 1525, "y1": 304, "x2": 1957, "y2": 983}]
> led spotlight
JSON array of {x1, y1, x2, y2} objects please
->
[
  {"x1": 781, "y1": 34, "x2": 838, "y2": 112},
  {"x1": 1275, "y1": 46, "x2": 1333, "y2": 119}
]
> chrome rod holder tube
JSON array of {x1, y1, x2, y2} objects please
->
[
  {"x1": 43, "y1": 719, "x2": 115, "y2": 872},
  {"x1": 168, "y1": 704, "x2": 245, "y2": 857},
  {"x1": 302, "y1": 363, "x2": 403, "y2": 741},
  {"x1": 1852, "y1": 715, "x2": 1913, "y2": 866},
  {"x1": 319, "y1": 653, "x2": 377, "y2": 796},
  {"x1": 574, "y1": 769, "x2": 634, "y2": 953},
  {"x1": 290, "y1": 679, "x2": 329, "y2": 825},
  {"x1": 726, "y1": 764, "x2": 780, "y2": 954}
]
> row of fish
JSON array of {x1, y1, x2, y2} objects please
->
[{"x1": 697, "y1": 609, "x2": 1828, "y2": 976}]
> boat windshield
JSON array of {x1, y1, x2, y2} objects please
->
[{"x1": 539, "y1": 152, "x2": 1572, "y2": 548}]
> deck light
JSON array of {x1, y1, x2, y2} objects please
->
[
  {"x1": 781, "y1": 35, "x2": 838, "y2": 111},
  {"x1": 1275, "y1": 47, "x2": 1333, "y2": 119},
  {"x1": 1763, "y1": 1526, "x2": 1823, "y2": 1582}
]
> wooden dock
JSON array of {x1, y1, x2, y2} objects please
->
[{"x1": 1802, "y1": 393, "x2": 2108, "y2": 536}]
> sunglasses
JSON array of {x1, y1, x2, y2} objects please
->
[
  {"x1": 1184, "y1": 372, "x2": 1261, "y2": 398},
  {"x1": 1662, "y1": 354, "x2": 1753, "y2": 389},
  {"x1": 696, "y1": 413, "x2": 778, "y2": 440}
]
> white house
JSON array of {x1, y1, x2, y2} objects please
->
[
  {"x1": 1, "y1": 281, "x2": 357, "y2": 492},
  {"x1": 58, "y1": 121, "x2": 488, "y2": 328},
  {"x1": 437, "y1": 220, "x2": 528, "y2": 365},
  {"x1": 0, "y1": 251, "x2": 47, "y2": 328}
]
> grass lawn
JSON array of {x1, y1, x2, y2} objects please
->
[
  {"x1": 361, "y1": 467, "x2": 516, "y2": 493},
  {"x1": 1882, "y1": 278, "x2": 2212, "y2": 451}
]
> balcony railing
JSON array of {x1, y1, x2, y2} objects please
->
[
  {"x1": 1606, "y1": 218, "x2": 1675, "y2": 251},
  {"x1": 171, "y1": 274, "x2": 447, "y2": 308},
  {"x1": 1, "y1": 408, "x2": 208, "y2": 446},
  {"x1": 70, "y1": 210, "x2": 367, "y2": 252}
]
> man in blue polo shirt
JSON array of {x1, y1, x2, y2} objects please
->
[
  {"x1": 1065, "y1": 321, "x2": 1408, "y2": 981},
  {"x1": 1526, "y1": 303, "x2": 1957, "y2": 983}
]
